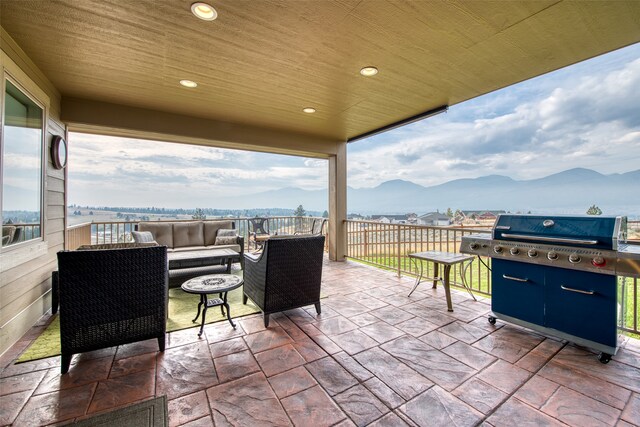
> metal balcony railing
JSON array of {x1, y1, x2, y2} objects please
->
[
  {"x1": 64, "y1": 217, "x2": 639, "y2": 335},
  {"x1": 344, "y1": 219, "x2": 640, "y2": 336},
  {"x1": 345, "y1": 220, "x2": 493, "y2": 296},
  {"x1": 65, "y1": 216, "x2": 327, "y2": 250}
]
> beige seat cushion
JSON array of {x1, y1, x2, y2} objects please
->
[
  {"x1": 204, "y1": 243, "x2": 241, "y2": 252},
  {"x1": 204, "y1": 220, "x2": 234, "y2": 246},
  {"x1": 173, "y1": 221, "x2": 204, "y2": 248},
  {"x1": 139, "y1": 222, "x2": 174, "y2": 248},
  {"x1": 170, "y1": 246, "x2": 208, "y2": 253},
  {"x1": 168, "y1": 244, "x2": 240, "y2": 253},
  {"x1": 171, "y1": 243, "x2": 240, "y2": 252}
]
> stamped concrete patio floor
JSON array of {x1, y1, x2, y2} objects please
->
[{"x1": 1, "y1": 258, "x2": 640, "y2": 426}]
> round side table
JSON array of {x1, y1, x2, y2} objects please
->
[{"x1": 181, "y1": 274, "x2": 243, "y2": 336}]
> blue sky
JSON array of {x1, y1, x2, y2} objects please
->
[
  {"x1": 68, "y1": 43, "x2": 640, "y2": 208},
  {"x1": 348, "y1": 43, "x2": 640, "y2": 188}
]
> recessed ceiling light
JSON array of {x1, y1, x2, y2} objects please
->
[
  {"x1": 191, "y1": 2, "x2": 217, "y2": 21},
  {"x1": 360, "y1": 66, "x2": 379, "y2": 77},
  {"x1": 179, "y1": 79, "x2": 198, "y2": 88},
  {"x1": 303, "y1": 107, "x2": 316, "y2": 114}
]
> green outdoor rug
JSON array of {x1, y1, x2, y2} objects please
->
[{"x1": 17, "y1": 287, "x2": 260, "y2": 363}]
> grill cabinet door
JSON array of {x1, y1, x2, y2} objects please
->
[
  {"x1": 492, "y1": 259, "x2": 545, "y2": 326},
  {"x1": 544, "y1": 268, "x2": 617, "y2": 348}
]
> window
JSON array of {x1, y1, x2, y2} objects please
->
[{"x1": 2, "y1": 79, "x2": 44, "y2": 248}]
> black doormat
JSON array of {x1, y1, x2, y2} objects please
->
[{"x1": 62, "y1": 396, "x2": 167, "y2": 427}]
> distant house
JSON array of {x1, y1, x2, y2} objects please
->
[
  {"x1": 418, "y1": 212, "x2": 451, "y2": 226},
  {"x1": 371, "y1": 214, "x2": 411, "y2": 224},
  {"x1": 371, "y1": 215, "x2": 386, "y2": 223},
  {"x1": 477, "y1": 211, "x2": 498, "y2": 220}
]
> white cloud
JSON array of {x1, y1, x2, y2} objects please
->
[
  {"x1": 68, "y1": 134, "x2": 328, "y2": 206},
  {"x1": 348, "y1": 48, "x2": 640, "y2": 188},
  {"x1": 73, "y1": 134, "x2": 227, "y2": 162},
  {"x1": 2, "y1": 153, "x2": 41, "y2": 170}
]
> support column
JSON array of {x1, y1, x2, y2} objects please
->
[{"x1": 329, "y1": 141, "x2": 347, "y2": 261}]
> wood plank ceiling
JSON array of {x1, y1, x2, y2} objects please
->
[{"x1": 2, "y1": 0, "x2": 639, "y2": 144}]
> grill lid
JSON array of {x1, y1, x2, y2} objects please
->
[{"x1": 492, "y1": 215, "x2": 624, "y2": 250}]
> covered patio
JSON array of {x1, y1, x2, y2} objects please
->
[
  {"x1": 2, "y1": 1, "x2": 640, "y2": 425},
  {"x1": 1, "y1": 257, "x2": 639, "y2": 426}
]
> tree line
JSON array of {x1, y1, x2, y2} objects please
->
[
  {"x1": 68, "y1": 205, "x2": 326, "y2": 219},
  {"x1": 68, "y1": 205, "x2": 323, "y2": 217}
]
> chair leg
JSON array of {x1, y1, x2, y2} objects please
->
[
  {"x1": 243, "y1": 294, "x2": 248, "y2": 305},
  {"x1": 315, "y1": 302, "x2": 321, "y2": 315},
  {"x1": 263, "y1": 313, "x2": 270, "y2": 328},
  {"x1": 157, "y1": 334, "x2": 166, "y2": 352},
  {"x1": 61, "y1": 353, "x2": 72, "y2": 374}
]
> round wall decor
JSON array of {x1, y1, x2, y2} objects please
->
[{"x1": 51, "y1": 135, "x2": 67, "y2": 169}]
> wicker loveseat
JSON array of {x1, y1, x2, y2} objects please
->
[
  {"x1": 243, "y1": 235, "x2": 325, "y2": 327},
  {"x1": 57, "y1": 245, "x2": 168, "y2": 374},
  {"x1": 136, "y1": 220, "x2": 243, "y2": 255},
  {"x1": 137, "y1": 220, "x2": 245, "y2": 286}
]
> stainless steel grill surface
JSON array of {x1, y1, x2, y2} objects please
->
[{"x1": 461, "y1": 214, "x2": 640, "y2": 363}]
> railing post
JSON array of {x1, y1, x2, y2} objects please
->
[
  {"x1": 634, "y1": 277, "x2": 638, "y2": 333},
  {"x1": 397, "y1": 224, "x2": 401, "y2": 278},
  {"x1": 364, "y1": 228, "x2": 368, "y2": 257}
]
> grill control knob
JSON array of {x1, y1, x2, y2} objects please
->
[
  {"x1": 493, "y1": 245, "x2": 503, "y2": 254},
  {"x1": 569, "y1": 253, "x2": 581, "y2": 264},
  {"x1": 547, "y1": 251, "x2": 558, "y2": 260},
  {"x1": 510, "y1": 247, "x2": 520, "y2": 255},
  {"x1": 592, "y1": 256, "x2": 606, "y2": 268},
  {"x1": 469, "y1": 242, "x2": 480, "y2": 251},
  {"x1": 528, "y1": 249, "x2": 538, "y2": 258}
]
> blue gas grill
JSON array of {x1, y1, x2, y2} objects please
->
[{"x1": 461, "y1": 214, "x2": 640, "y2": 363}]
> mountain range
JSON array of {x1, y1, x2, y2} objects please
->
[{"x1": 216, "y1": 168, "x2": 640, "y2": 216}]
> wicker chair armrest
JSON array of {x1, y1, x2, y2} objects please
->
[
  {"x1": 243, "y1": 245, "x2": 268, "y2": 305},
  {"x1": 244, "y1": 252, "x2": 262, "y2": 263}
]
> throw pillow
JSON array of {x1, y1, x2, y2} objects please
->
[
  {"x1": 215, "y1": 236, "x2": 238, "y2": 245},
  {"x1": 132, "y1": 231, "x2": 155, "y2": 243},
  {"x1": 217, "y1": 229, "x2": 236, "y2": 237}
]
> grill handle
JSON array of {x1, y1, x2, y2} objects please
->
[
  {"x1": 561, "y1": 285, "x2": 595, "y2": 295},
  {"x1": 502, "y1": 274, "x2": 529, "y2": 283},
  {"x1": 499, "y1": 233, "x2": 599, "y2": 245}
]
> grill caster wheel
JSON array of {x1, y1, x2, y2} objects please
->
[
  {"x1": 488, "y1": 316, "x2": 497, "y2": 325},
  {"x1": 598, "y1": 353, "x2": 611, "y2": 364}
]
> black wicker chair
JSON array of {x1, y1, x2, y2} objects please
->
[
  {"x1": 312, "y1": 218, "x2": 327, "y2": 235},
  {"x1": 57, "y1": 245, "x2": 168, "y2": 374},
  {"x1": 294, "y1": 218, "x2": 326, "y2": 235},
  {"x1": 243, "y1": 235, "x2": 325, "y2": 327},
  {"x1": 248, "y1": 217, "x2": 270, "y2": 250}
]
